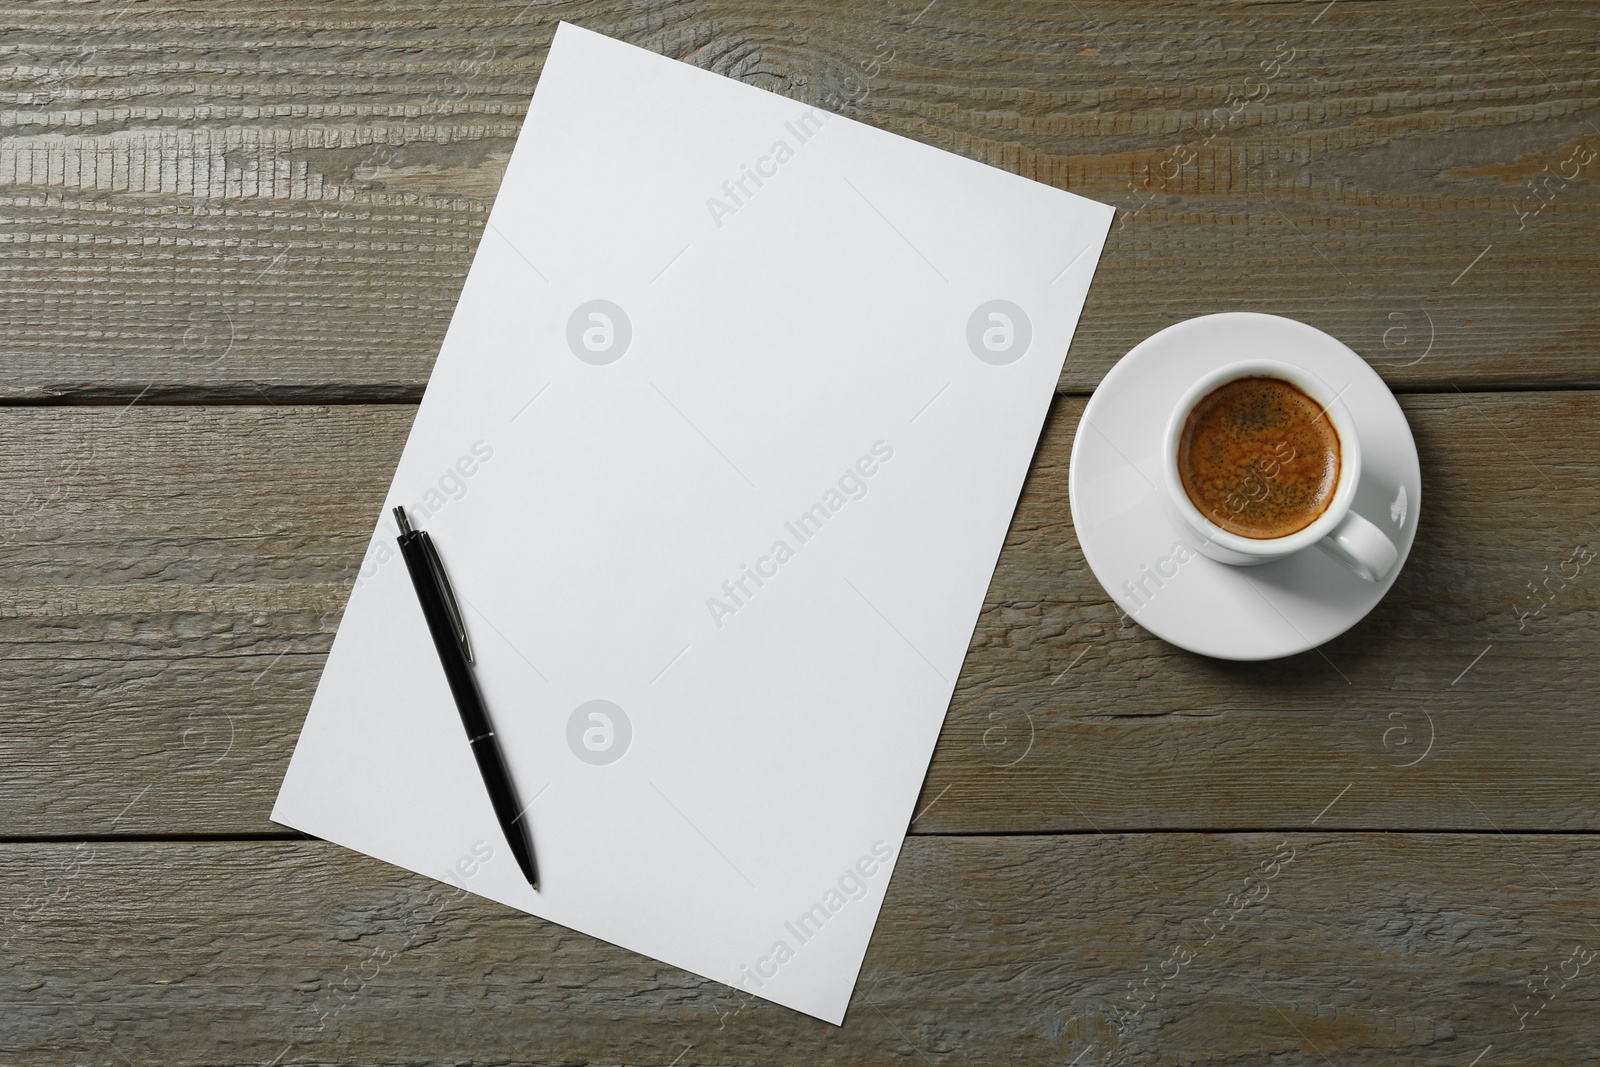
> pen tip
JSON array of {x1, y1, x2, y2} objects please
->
[{"x1": 530, "y1": 881, "x2": 540, "y2": 892}]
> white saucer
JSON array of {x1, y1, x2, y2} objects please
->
[{"x1": 1067, "y1": 312, "x2": 1421, "y2": 661}]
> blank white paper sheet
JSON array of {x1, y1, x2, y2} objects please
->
[{"x1": 272, "y1": 21, "x2": 1112, "y2": 1024}]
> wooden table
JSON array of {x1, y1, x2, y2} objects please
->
[{"x1": 4, "y1": 1, "x2": 1597, "y2": 1063}]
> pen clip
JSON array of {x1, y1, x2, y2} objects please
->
[{"x1": 420, "y1": 532, "x2": 474, "y2": 663}]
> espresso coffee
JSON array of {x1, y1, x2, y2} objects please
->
[{"x1": 1178, "y1": 376, "x2": 1340, "y2": 539}]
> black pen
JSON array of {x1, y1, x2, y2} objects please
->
[{"x1": 392, "y1": 506, "x2": 539, "y2": 890}]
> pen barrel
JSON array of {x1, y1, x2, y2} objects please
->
[
  {"x1": 397, "y1": 527, "x2": 538, "y2": 887},
  {"x1": 469, "y1": 733, "x2": 539, "y2": 882},
  {"x1": 397, "y1": 531, "x2": 492, "y2": 740}
]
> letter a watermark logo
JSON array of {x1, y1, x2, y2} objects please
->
[
  {"x1": 566, "y1": 699, "x2": 632, "y2": 765},
  {"x1": 566, "y1": 300, "x2": 633, "y2": 365},
  {"x1": 966, "y1": 299, "x2": 1032, "y2": 366}
]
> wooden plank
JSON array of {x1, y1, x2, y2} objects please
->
[
  {"x1": 1, "y1": 393, "x2": 1594, "y2": 837},
  {"x1": 939, "y1": 385, "x2": 1600, "y2": 834},
  {"x1": 2, "y1": 1, "x2": 1598, "y2": 400},
  {"x1": 1, "y1": 835, "x2": 1595, "y2": 1063}
]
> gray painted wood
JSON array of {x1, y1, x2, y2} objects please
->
[
  {"x1": 3, "y1": 2, "x2": 1597, "y2": 1061},
  {"x1": 2, "y1": 1, "x2": 1598, "y2": 400},
  {"x1": 1, "y1": 836, "x2": 1595, "y2": 1065},
  {"x1": 1, "y1": 394, "x2": 1593, "y2": 838}
]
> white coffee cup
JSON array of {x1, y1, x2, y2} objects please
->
[{"x1": 1161, "y1": 359, "x2": 1398, "y2": 582}]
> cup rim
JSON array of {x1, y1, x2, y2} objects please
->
[{"x1": 1162, "y1": 359, "x2": 1361, "y2": 557}]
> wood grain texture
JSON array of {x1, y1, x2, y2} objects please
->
[
  {"x1": 3, "y1": 0, "x2": 1599, "y2": 401},
  {"x1": 2, "y1": 835, "x2": 1596, "y2": 1064},
  {"x1": 2, "y1": 393, "x2": 1594, "y2": 838},
  {"x1": 4, "y1": 2, "x2": 1597, "y2": 1059}
]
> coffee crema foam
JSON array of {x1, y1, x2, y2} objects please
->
[{"x1": 1178, "y1": 376, "x2": 1340, "y2": 539}]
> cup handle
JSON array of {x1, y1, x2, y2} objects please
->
[{"x1": 1316, "y1": 509, "x2": 1399, "y2": 582}]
